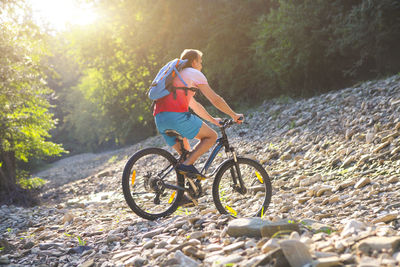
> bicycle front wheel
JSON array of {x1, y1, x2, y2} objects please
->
[
  {"x1": 122, "y1": 148, "x2": 184, "y2": 220},
  {"x1": 212, "y1": 157, "x2": 272, "y2": 218}
]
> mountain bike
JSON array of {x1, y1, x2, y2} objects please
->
[{"x1": 122, "y1": 118, "x2": 272, "y2": 220}]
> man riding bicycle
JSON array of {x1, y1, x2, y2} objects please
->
[{"x1": 153, "y1": 49, "x2": 243, "y2": 179}]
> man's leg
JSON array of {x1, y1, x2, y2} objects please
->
[{"x1": 183, "y1": 123, "x2": 217, "y2": 165}]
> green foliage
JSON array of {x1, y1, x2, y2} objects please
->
[
  {"x1": 328, "y1": 0, "x2": 400, "y2": 79},
  {"x1": 253, "y1": 0, "x2": 343, "y2": 95},
  {"x1": 271, "y1": 230, "x2": 295, "y2": 238},
  {"x1": 107, "y1": 155, "x2": 118, "y2": 164},
  {"x1": 18, "y1": 177, "x2": 47, "y2": 190},
  {"x1": 33, "y1": 0, "x2": 400, "y2": 153},
  {"x1": 50, "y1": 0, "x2": 272, "y2": 151},
  {"x1": 253, "y1": 0, "x2": 400, "y2": 96},
  {"x1": 0, "y1": 1, "x2": 65, "y2": 199},
  {"x1": 76, "y1": 236, "x2": 86, "y2": 246},
  {"x1": 64, "y1": 233, "x2": 86, "y2": 246},
  {"x1": 175, "y1": 206, "x2": 191, "y2": 216},
  {"x1": 316, "y1": 227, "x2": 334, "y2": 235},
  {"x1": 200, "y1": 0, "x2": 272, "y2": 102}
]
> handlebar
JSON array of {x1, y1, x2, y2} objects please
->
[{"x1": 219, "y1": 116, "x2": 244, "y2": 129}]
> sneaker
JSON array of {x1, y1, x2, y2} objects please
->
[{"x1": 176, "y1": 164, "x2": 207, "y2": 180}]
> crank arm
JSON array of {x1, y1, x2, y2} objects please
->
[{"x1": 163, "y1": 183, "x2": 185, "y2": 191}]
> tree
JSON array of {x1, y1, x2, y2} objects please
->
[
  {"x1": 252, "y1": 0, "x2": 400, "y2": 96},
  {"x1": 0, "y1": 1, "x2": 65, "y2": 205},
  {"x1": 54, "y1": 0, "x2": 273, "y2": 151},
  {"x1": 48, "y1": 0, "x2": 400, "y2": 152}
]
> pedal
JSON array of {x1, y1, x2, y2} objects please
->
[
  {"x1": 178, "y1": 170, "x2": 207, "y2": 181},
  {"x1": 195, "y1": 174, "x2": 207, "y2": 181}
]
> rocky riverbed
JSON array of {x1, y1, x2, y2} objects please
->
[{"x1": 1, "y1": 75, "x2": 400, "y2": 266}]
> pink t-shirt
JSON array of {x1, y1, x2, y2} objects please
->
[{"x1": 153, "y1": 68, "x2": 208, "y2": 116}]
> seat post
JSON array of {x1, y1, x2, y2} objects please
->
[
  {"x1": 177, "y1": 138, "x2": 189, "y2": 163},
  {"x1": 164, "y1": 129, "x2": 188, "y2": 163}
]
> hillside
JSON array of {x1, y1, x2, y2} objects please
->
[{"x1": 1, "y1": 75, "x2": 400, "y2": 266}]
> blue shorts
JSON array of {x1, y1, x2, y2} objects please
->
[{"x1": 155, "y1": 112, "x2": 203, "y2": 146}]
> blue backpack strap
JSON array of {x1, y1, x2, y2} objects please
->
[
  {"x1": 173, "y1": 66, "x2": 188, "y2": 87},
  {"x1": 169, "y1": 62, "x2": 198, "y2": 99},
  {"x1": 169, "y1": 65, "x2": 189, "y2": 99}
]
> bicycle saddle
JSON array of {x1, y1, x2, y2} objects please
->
[{"x1": 164, "y1": 129, "x2": 184, "y2": 141}]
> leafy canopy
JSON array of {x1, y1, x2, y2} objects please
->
[{"x1": 0, "y1": 2, "x2": 65, "y2": 164}]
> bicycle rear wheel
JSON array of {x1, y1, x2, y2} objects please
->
[
  {"x1": 122, "y1": 148, "x2": 184, "y2": 220},
  {"x1": 212, "y1": 157, "x2": 272, "y2": 218}
]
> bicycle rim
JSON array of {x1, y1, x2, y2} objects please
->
[
  {"x1": 212, "y1": 158, "x2": 272, "y2": 218},
  {"x1": 122, "y1": 148, "x2": 184, "y2": 220}
]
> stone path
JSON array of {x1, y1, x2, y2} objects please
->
[{"x1": 1, "y1": 75, "x2": 400, "y2": 266}]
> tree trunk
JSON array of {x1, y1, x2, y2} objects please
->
[
  {"x1": 0, "y1": 149, "x2": 20, "y2": 205},
  {"x1": 0, "y1": 150, "x2": 17, "y2": 193},
  {"x1": 0, "y1": 149, "x2": 39, "y2": 206}
]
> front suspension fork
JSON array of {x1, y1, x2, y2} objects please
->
[{"x1": 230, "y1": 150, "x2": 247, "y2": 194}]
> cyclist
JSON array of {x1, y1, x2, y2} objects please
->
[{"x1": 153, "y1": 49, "x2": 243, "y2": 178}]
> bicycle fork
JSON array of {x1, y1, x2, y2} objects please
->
[{"x1": 230, "y1": 148, "x2": 247, "y2": 194}]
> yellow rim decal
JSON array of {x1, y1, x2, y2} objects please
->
[
  {"x1": 131, "y1": 170, "x2": 136, "y2": 186},
  {"x1": 168, "y1": 191, "x2": 176, "y2": 204},
  {"x1": 255, "y1": 171, "x2": 263, "y2": 184},
  {"x1": 225, "y1": 205, "x2": 237, "y2": 217}
]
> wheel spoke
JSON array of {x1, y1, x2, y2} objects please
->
[
  {"x1": 213, "y1": 158, "x2": 271, "y2": 218},
  {"x1": 122, "y1": 148, "x2": 184, "y2": 220}
]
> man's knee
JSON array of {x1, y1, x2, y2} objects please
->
[
  {"x1": 199, "y1": 129, "x2": 217, "y2": 143},
  {"x1": 209, "y1": 129, "x2": 218, "y2": 143}
]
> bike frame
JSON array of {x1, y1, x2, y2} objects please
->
[
  {"x1": 161, "y1": 119, "x2": 245, "y2": 193},
  {"x1": 200, "y1": 137, "x2": 225, "y2": 176}
]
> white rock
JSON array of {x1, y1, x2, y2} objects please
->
[{"x1": 340, "y1": 219, "x2": 366, "y2": 237}]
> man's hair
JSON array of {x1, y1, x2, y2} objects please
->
[{"x1": 180, "y1": 49, "x2": 203, "y2": 68}]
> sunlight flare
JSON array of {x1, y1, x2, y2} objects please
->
[{"x1": 29, "y1": 0, "x2": 98, "y2": 31}]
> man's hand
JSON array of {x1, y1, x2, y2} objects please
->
[
  {"x1": 212, "y1": 118, "x2": 223, "y2": 127},
  {"x1": 232, "y1": 113, "x2": 244, "y2": 124}
]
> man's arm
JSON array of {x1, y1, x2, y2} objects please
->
[
  {"x1": 189, "y1": 98, "x2": 220, "y2": 126},
  {"x1": 197, "y1": 84, "x2": 242, "y2": 122}
]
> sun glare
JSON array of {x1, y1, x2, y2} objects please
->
[{"x1": 29, "y1": 0, "x2": 98, "y2": 31}]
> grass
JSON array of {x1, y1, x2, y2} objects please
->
[
  {"x1": 316, "y1": 227, "x2": 334, "y2": 235},
  {"x1": 270, "y1": 111, "x2": 281, "y2": 121},
  {"x1": 268, "y1": 142, "x2": 279, "y2": 150},
  {"x1": 18, "y1": 177, "x2": 47, "y2": 190},
  {"x1": 77, "y1": 236, "x2": 86, "y2": 246},
  {"x1": 219, "y1": 185, "x2": 228, "y2": 203},
  {"x1": 64, "y1": 233, "x2": 87, "y2": 246},
  {"x1": 275, "y1": 95, "x2": 292, "y2": 105},
  {"x1": 107, "y1": 155, "x2": 118, "y2": 163},
  {"x1": 175, "y1": 206, "x2": 191, "y2": 216},
  {"x1": 271, "y1": 230, "x2": 295, "y2": 238}
]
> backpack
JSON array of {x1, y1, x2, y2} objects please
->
[{"x1": 148, "y1": 58, "x2": 197, "y2": 101}]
